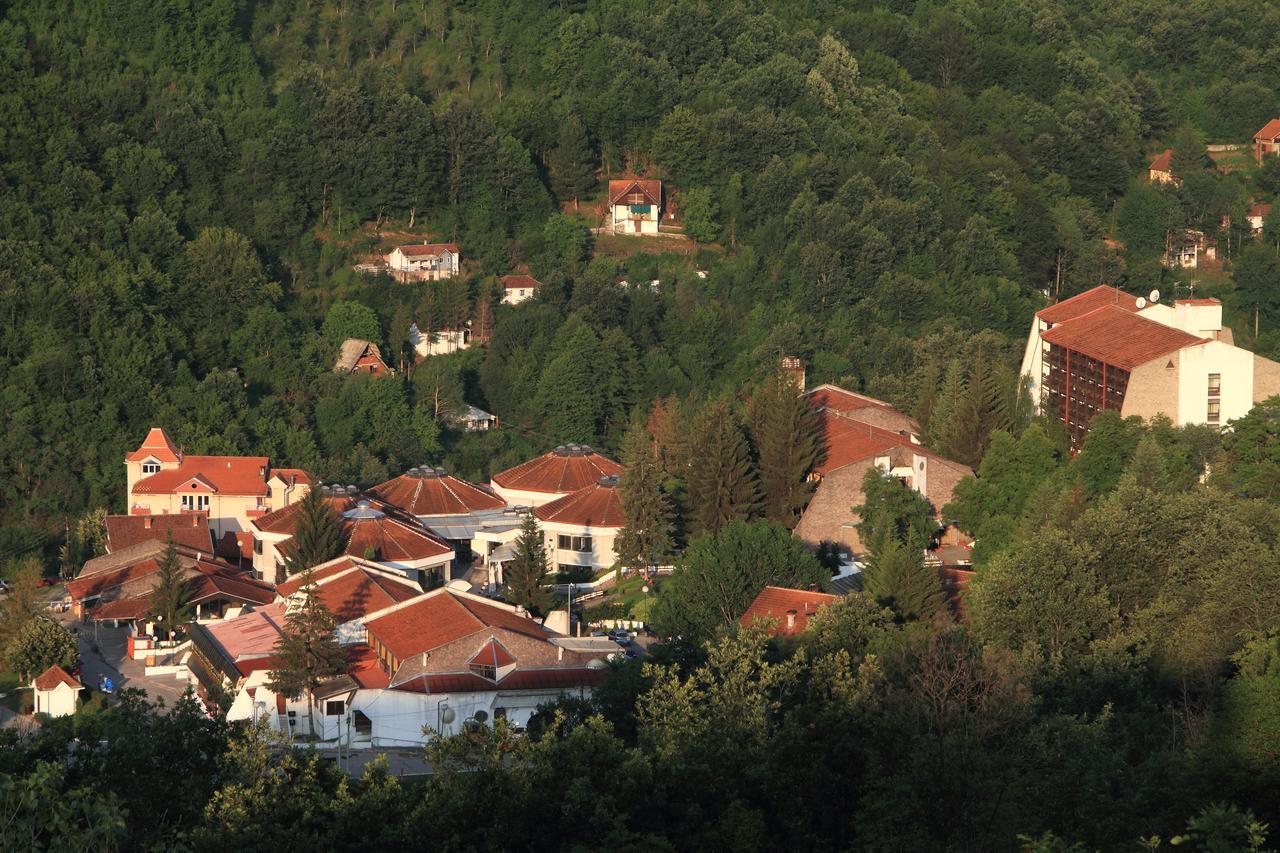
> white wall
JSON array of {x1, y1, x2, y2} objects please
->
[
  {"x1": 34, "y1": 683, "x2": 77, "y2": 717},
  {"x1": 1018, "y1": 316, "x2": 1047, "y2": 415},
  {"x1": 490, "y1": 484, "x2": 566, "y2": 508},
  {"x1": 1177, "y1": 341, "x2": 1254, "y2": 425},
  {"x1": 541, "y1": 521, "x2": 619, "y2": 572}
]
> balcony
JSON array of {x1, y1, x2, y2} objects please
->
[{"x1": 554, "y1": 549, "x2": 597, "y2": 568}]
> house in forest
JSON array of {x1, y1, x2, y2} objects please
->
[
  {"x1": 410, "y1": 323, "x2": 471, "y2": 357},
  {"x1": 607, "y1": 179, "x2": 662, "y2": 234},
  {"x1": 124, "y1": 428, "x2": 312, "y2": 537},
  {"x1": 451, "y1": 404, "x2": 498, "y2": 432},
  {"x1": 1248, "y1": 203, "x2": 1272, "y2": 234},
  {"x1": 1148, "y1": 149, "x2": 1179, "y2": 185},
  {"x1": 386, "y1": 242, "x2": 460, "y2": 281},
  {"x1": 1165, "y1": 228, "x2": 1215, "y2": 269},
  {"x1": 200, "y1": 586, "x2": 609, "y2": 746},
  {"x1": 1254, "y1": 119, "x2": 1280, "y2": 165},
  {"x1": 1019, "y1": 285, "x2": 1280, "y2": 447},
  {"x1": 501, "y1": 274, "x2": 541, "y2": 305},
  {"x1": 334, "y1": 339, "x2": 391, "y2": 375},
  {"x1": 740, "y1": 586, "x2": 840, "y2": 638},
  {"x1": 793, "y1": 387, "x2": 972, "y2": 554}
]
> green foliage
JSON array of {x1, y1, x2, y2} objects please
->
[
  {"x1": 681, "y1": 187, "x2": 720, "y2": 243},
  {"x1": 750, "y1": 369, "x2": 825, "y2": 528},
  {"x1": 0, "y1": 760, "x2": 126, "y2": 851},
  {"x1": 861, "y1": 536, "x2": 946, "y2": 623},
  {"x1": 504, "y1": 514, "x2": 552, "y2": 616},
  {"x1": 147, "y1": 539, "x2": 193, "y2": 641},
  {"x1": 4, "y1": 617, "x2": 79, "y2": 680},
  {"x1": 267, "y1": 568, "x2": 348, "y2": 738},
  {"x1": 615, "y1": 421, "x2": 674, "y2": 574},
  {"x1": 683, "y1": 400, "x2": 761, "y2": 536},
  {"x1": 322, "y1": 300, "x2": 382, "y2": 349},
  {"x1": 856, "y1": 468, "x2": 935, "y2": 553},
  {"x1": 653, "y1": 520, "x2": 825, "y2": 642},
  {"x1": 281, "y1": 486, "x2": 343, "y2": 576}
]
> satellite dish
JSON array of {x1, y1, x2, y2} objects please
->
[
  {"x1": 1135, "y1": 297, "x2": 1147, "y2": 309},
  {"x1": 1149, "y1": 289, "x2": 1160, "y2": 302}
]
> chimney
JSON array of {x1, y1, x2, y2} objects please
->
[
  {"x1": 780, "y1": 356, "x2": 806, "y2": 392},
  {"x1": 785, "y1": 609, "x2": 797, "y2": 630},
  {"x1": 144, "y1": 517, "x2": 152, "y2": 529}
]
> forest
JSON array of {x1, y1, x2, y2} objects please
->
[{"x1": 3, "y1": 0, "x2": 1280, "y2": 849}]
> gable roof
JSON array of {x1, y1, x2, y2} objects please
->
[
  {"x1": 608, "y1": 179, "x2": 662, "y2": 206},
  {"x1": 739, "y1": 586, "x2": 840, "y2": 636},
  {"x1": 364, "y1": 590, "x2": 551, "y2": 660},
  {"x1": 395, "y1": 667, "x2": 604, "y2": 695},
  {"x1": 395, "y1": 243, "x2": 459, "y2": 257},
  {"x1": 1039, "y1": 304, "x2": 1208, "y2": 370},
  {"x1": 1249, "y1": 203, "x2": 1273, "y2": 219},
  {"x1": 132, "y1": 456, "x2": 270, "y2": 496},
  {"x1": 1257, "y1": 119, "x2": 1280, "y2": 141},
  {"x1": 104, "y1": 514, "x2": 212, "y2": 554},
  {"x1": 267, "y1": 468, "x2": 312, "y2": 486},
  {"x1": 501, "y1": 274, "x2": 541, "y2": 290},
  {"x1": 253, "y1": 496, "x2": 453, "y2": 563},
  {"x1": 469, "y1": 637, "x2": 516, "y2": 669},
  {"x1": 816, "y1": 412, "x2": 964, "y2": 476},
  {"x1": 126, "y1": 428, "x2": 182, "y2": 464},
  {"x1": 368, "y1": 469, "x2": 506, "y2": 517},
  {"x1": 491, "y1": 447, "x2": 622, "y2": 495},
  {"x1": 1036, "y1": 285, "x2": 1141, "y2": 325},
  {"x1": 334, "y1": 339, "x2": 384, "y2": 373},
  {"x1": 275, "y1": 558, "x2": 422, "y2": 623},
  {"x1": 1149, "y1": 148, "x2": 1173, "y2": 173},
  {"x1": 34, "y1": 664, "x2": 80, "y2": 691},
  {"x1": 534, "y1": 478, "x2": 624, "y2": 528}
]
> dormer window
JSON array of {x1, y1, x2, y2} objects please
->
[
  {"x1": 470, "y1": 662, "x2": 497, "y2": 681},
  {"x1": 142, "y1": 462, "x2": 161, "y2": 475}
]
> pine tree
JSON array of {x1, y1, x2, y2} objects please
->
[
  {"x1": 148, "y1": 539, "x2": 193, "y2": 641},
  {"x1": 548, "y1": 115, "x2": 596, "y2": 209},
  {"x1": 685, "y1": 400, "x2": 761, "y2": 536},
  {"x1": 281, "y1": 486, "x2": 343, "y2": 577},
  {"x1": 750, "y1": 369, "x2": 825, "y2": 528},
  {"x1": 616, "y1": 421, "x2": 675, "y2": 576},
  {"x1": 862, "y1": 535, "x2": 945, "y2": 623},
  {"x1": 268, "y1": 567, "x2": 348, "y2": 739},
  {"x1": 505, "y1": 513, "x2": 552, "y2": 616}
]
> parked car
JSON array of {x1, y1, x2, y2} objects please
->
[{"x1": 608, "y1": 628, "x2": 633, "y2": 646}]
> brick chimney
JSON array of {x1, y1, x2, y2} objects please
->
[{"x1": 780, "y1": 356, "x2": 805, "y2": 392}]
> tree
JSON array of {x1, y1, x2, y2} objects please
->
[
  {"x1": 281, "y1": 486, "x2": 343, "y2": 577},
  {"x1": 322, "y1": 300, "x2": 382, "y2": 348},
  {"x1": 268, "y1": 568, "x2": 348, "y2": 739},
  {"x1": 681, "y1": 187, "x2": 719, "y2": 243},
  {"x1": 652, "y1": 520, "x2": 826, "y2": 642},
  {"x1": 750, "y1": 369, "x2": 825, "y2": 528},
  {"x1": 5, "y1": 618, "x2": 79, "y2": 680},
  {"x1": 1219, "y1": 396, "x2": 1280, "y2": 498},
  {"x1": 684, "y1": 400, "x2": 761, "y2": 536},
  {"x1": 1234, "y1": 241, "x2": 1280, "y2": 336},
  {"x1": 0, "y1": 557, "x2": 44, "y2": 650},
  {"x1": 615, "y1": 421, "x2": 674, "y2": 575},
  {"x1": 147, "y1": 539, "x2": 193, "y2": 641},
  {"x1": 856, "y1": 468, "x2": 935, "y2": 554},
  {"x1": 548, "y1": 115, "x2": 595, "y2": 209},
  {"x1": 505, "y1": 513, "x2": 552, "y2": 616},
  {"x1": 862, "y1": 536, "x2": 946, "y2": 623}
]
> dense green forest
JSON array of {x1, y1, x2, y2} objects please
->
[{"x1": 4, "y1": 1, "x2": 1280, "y2": 847}]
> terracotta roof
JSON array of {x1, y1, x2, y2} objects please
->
[
  {"x1": 608, "y1": 179, "x2": 662, "y2": 206},
  {"x1": 34, "y1": 664, "x2": 80, "y2": 691},
  {"x1": 491, "y1": 447, "x2": 621, "y2": 495},
  {"x1": 125, "y1": 428, "x2": 181, "y2": 463},
  {"x1": 1040, "y1": 304, "x2": 1208, "y2": 370},
  {"x1": 347, "y1": 644, "x2": 391, "y2": 689},
  {"x1": 534, "y1": 478, "x2": 624, "y2": 528},
  {"x1": 394, "y1": 667, "x2": 604, "y2": 694},
  {"x1": 470, "y1": 638, "x2": 516, "y2": 668},
  {"x1": 201, "y1": 603, "x2": 286, "y2": 662},
  {"x1": 364, "y1": 591, "x2": 549, "y2": 660},
  {"x1": 807, "y1": 385, "x2": 898, "y2": 416},
  {"x1": 501, "y1": 274, "x2": 541, "y2": 290},
  {"x1": 344, "y1": 507, "x2": 453, "y2": 563},
  {"x1": 92, "y1": 596, "x2": 152, "y2": 621},
  {"x1": 368, "y1": 469, "x2": 506, "y2": 517},
  {"x1": 278, "y1": 561, "x2": 421, "y2": 623},
  {"x1": 815, "y1": 413, "x2": 962, "y2": 476},
  {"x1": 1149, "y1": 148, "x2": 1173, "y2": 173},
  {"x1": 1249, "y1": 203, "x2": 1273, "y2": 219},
  {"x1": 1036, "y1": 285, "x2": 1140, "y2": 325},
  {"x1": 740, "y1": 586, "x2": 840, "y2": 637},
  {"x1": 396, "y1": 243, "x2": 459, "y2": 256},
  {"x1": 188, "y1": 570, "x2": 276, "y2": 607},
  {"x1": 1257, "y1": 119, "x2": 1280, "y2": 141},
  {"x1": 268, "y1": 468, "x2": 312, "y2": 486},
  {"x1": 132, "y1": 456, "x2": 270, "y2": 496},
  {"x1": 104, "y1": 514, "x2": 212, "y2": 554}
]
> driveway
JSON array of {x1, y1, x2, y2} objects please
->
[{"x1": 59, "y1": 615, "x2": 192, "y2": 708}]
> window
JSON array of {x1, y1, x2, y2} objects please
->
[
  {"x1": 287, "y1": 710, "x2": 297, "y2": 727},
  {"x1": 1208, "y1": 373, "x2": 1221, "y2": 396},
  {"x1": 325, "y1": 700, "x2": 346, "y2": 716},
  {"x1": 142, "y1": 462, "x2": 161, "y2": 475},
  {"x1": 181, "y1": 494, "x2": 209, "y2": 511},
  {"x1": 557, "y1": 534, "x2": 592, "y2": 553},
  {"x1": 628, "y1": 191, "x2": 646, "y2": 205},
  {"x1": 470, "y1": 662, "x2": 497, "y2": 681},
  {"x1": 253, "y1": 538, "x2": 263, "y2": 556},
  {"x1": 1208, "y1": 399, "x2": 1221, "y2": 423},
  {"x1": 494, "y1": 707, "x2": 507, "y2": 720}
]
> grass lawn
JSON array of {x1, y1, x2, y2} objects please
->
[
  {"x1": 611, "y1": 574, "x2": 662, "y2": 621},
  {"x1": 0, "y1": 667, "x2": 27, "y2": 713}
]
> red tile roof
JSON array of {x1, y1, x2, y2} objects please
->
[
  {"x1": 269, "y1": 468, "x2": 313, "y2": 486},
  {"x1": 368, "y1": 470, "x2": 505, "y2": 517},
  {"x1": 92, "y1": 596, "x2": 153, "y2": 621},
  {"x1": 1036, "y1": 285, "x2": 1140, "y2": 325},
  {"x1": 132, "y1": 456, "x2": 270, "y2": 496},
  {"x1": 740, "y1": 586, "x2": 840, "y2": 636},
  {"x1": 815, "y1": 413, "x2": 960, "y2": 476},
  {"x1": 1149, "y1": 148, "x2": 1173, "y2": 173},
  {"x1": 1248, "y1": 203, "x2": 1273, "y2": 219},
  {"x1": 608, "y1": 179, "x2": 662, "y2": 206},
  {"x1": 491, "y1": 448, "x2": 622, "y2": 495},
  {"x1": 125, "y1": 428, "x2": 182, "y2": 463},
  {"x1": 470, "y1": 638, "x2": 516, "y2": 668},
  {"x1": 534, "y1": 478, "x2": 624, "y2": 528},
  {"x1": 104, "y1": 514, "x2": 212, "y2": 554},
  {"x1": 280, "y1": 564, "x2": 421, "y2": 623},
  {"x1": 501, "y1": 274, "x2": 541, "y2": 290},
  {"x1": 396, "y1": 243, "x2": 459, "y2": 256},
  {"x1": 364, "y1": 591, "x2": 549, "y2": 660},
  {"x1": 807, "y1": 385, "x2": 899, "y2": 417},
  {"x1": 395, "y1": 667, "x2": 604, "y2": 694},
  {"x1": 253, "y1": 497, "x2": 453, "y2": 563},
  {"x1": 202, "y1": 603, "x2": 286, "y2": 662},
  {"x1": 1040, "y1": 304, "x2": 1208, "y2": 370},
  {"x1": 1257, "y1": 119, "x2": 1280, "y2": 141},
  {"x1": 347, "y1": 644, "x2": 391, "y2": 689},
  {"x1": 34, "y1": 664, "x2": 80, "y2": 691}
]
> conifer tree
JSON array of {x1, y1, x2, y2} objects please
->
[
  {"x1": 750, "y1": 369, "x2": 825, "y2": 528},
  {"x1": 549, "y1": 115, "x2": 596, "y2": 210},
  {"x1": 281, "y1": 485, "x2": 343, "y2": 577},
  {"x1": 148, "y1": 538, "x2": 193, "y2": 641},
  {"x1": 268, "y1": 567, "x2": 348, "y2": 739},
  {"x1": 862, "y1": 535, "x2": 945, "y2": 623},
  {"x1": 616, "y1": 421, "x2": 675, "y2": 576},
  {"x1": 685, "y1": 400, "x2": 761, "y2": 536},
  {"x1": 505, "y1": 513, "x2": 552, "y2": 616}
]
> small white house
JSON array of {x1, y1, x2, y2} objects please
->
[
  {"x1": 387, "y1": 243, "x2": 460, "y2": 282},
  {"x1": 411, "y1": 323, "x2": 471, "y2": 358},
  {"x1": 33, "y1": 665, "x2": 80, "y2": 717},
  {"x1": 607, "y1": 180, "x2": 662, "y2": 235},
  {"x1": 500, "y1": 274, "x2": 541, "y2": 305}
]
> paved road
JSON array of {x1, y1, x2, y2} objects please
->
[
  {"x1": 311, "y1": 746, "x2": 436, "y2": 778},
  {"x1": 58, "y1": 615, "x2": 191, "y2": 707}
]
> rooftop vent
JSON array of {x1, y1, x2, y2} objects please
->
[
  {"x1": 598, "y1": 475, "x2": 619, "y2": 487},
  {"x1": 343, "y1": 500, "x2": 385, "y2": 520}
]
